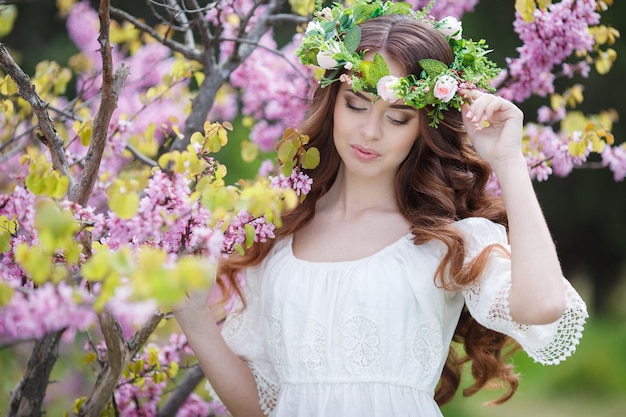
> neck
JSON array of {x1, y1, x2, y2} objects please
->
[{"x1": 320, "y1": 164, "x2": 399, "y2": 217}]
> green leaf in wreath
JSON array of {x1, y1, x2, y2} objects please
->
[
  {"x1": 343, "y1": 26, "x2": 361, "y2": 54},
  {"x1": 418, "y1": 59, "x2": 449, "y2": 78},
  {"x1": 361, "y1": 53, "x2": 390, "y2": 88},
  {"x1": 352, "y1": 4, "x2": 379, "y2": 24},
  {"x1": 385, "y1": 2, "x2": 413, "y2": 15}
]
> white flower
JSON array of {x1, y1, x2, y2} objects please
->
[
  {"x1": 305, "y1": 21, "x2": 324, "y2": 35},
  {"x1": 316, "y1": 7, "x2": 333, "y2": 20},
  {"x1": 433, "y1": 75, "x2": 458, "y2": 102},
  {"x1": 376, "y1": 75, "x2": 401, "y2": 102},
  {"x1": 316, "y1": 50, "x2": 339, "y2": 69},
  {"x1": 437, "y1": 16, "x2": 463, "y2": 40},
  {"x1": 344, "y1": 61, "x2": 353, "y2": 71}
]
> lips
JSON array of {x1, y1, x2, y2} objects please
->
[{"x1": 351, "y1": 144, "x2": 380, "y2": 161}]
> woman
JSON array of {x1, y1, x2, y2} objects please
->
[{"x1": 174, "y1": 2, "x2": 588, "y2": 416}]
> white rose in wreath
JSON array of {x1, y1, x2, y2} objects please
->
[{"x1": 437, "y1": 16, "x2": 463, "y2": 40}]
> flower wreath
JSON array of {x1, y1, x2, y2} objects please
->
[{"x1": 295, "y1": 0, "x2": 501, "y2": 127}]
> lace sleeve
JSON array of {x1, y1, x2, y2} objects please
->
[
  {"x1": 457, "y1": 217, "x2": 589, "y2": 365},
  {"x1": 222, "y1": 270, "x2": 279, "y2": 415}
]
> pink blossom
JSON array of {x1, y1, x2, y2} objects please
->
[
  {"x1": 602, "y1": 145, "x2": 626, "y2": 181},
  {"x1": 433, "y1": 75, "x2": 458, "y2": 102},
  {"x1": 376, "y1": 75, "x2": 401, "y2": 102},
  {"x1": 0, "y1": 282, "x2": 96, "y2": 342}
]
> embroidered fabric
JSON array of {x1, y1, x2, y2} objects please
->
[{"x1": 220, "y1": 217, "x2": 588, "y2": 417}]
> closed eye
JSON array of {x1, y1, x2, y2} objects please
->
[
  {"x1": 388, "y1": 116, "x2": 408, "y2": 126},
  {"x1": 346, "y1": 101, "x2": 366, "y2": 112}
]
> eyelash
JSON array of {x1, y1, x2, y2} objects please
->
[{"x1": 345, "y1": 100, "x2": 409, "y2": 126}]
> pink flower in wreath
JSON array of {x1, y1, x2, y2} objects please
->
[
  {"x1": 433, "y1": 75, "x2": 458, "y2": 102},
  {"x1": 376, "y1": 75, "x2": 401, "y2": 102}
]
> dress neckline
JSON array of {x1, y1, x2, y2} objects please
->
[{"x1": 286, "y1": 232, "x2": 414, "y2": 265}]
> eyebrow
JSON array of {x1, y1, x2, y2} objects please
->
[{"x1": 349, "y1": 90, "x2": 416, "y2": 111}]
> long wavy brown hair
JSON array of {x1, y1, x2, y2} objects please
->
[{"x1": 219, "y1": 14, "x2": 520, "y2": 406}]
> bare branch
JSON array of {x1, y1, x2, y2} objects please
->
[
  {"x1": 157, "y1": 365, "x2": 205, "y2": 417},
  {"x1": 110, "y1": 6, "x2": 203, "y2": 62},
  {"x1": 73, "y1": 0, "x2": 129, "y2": 206},
  {"x1": 219, "y1": 36, "x2": 310, "y2": 79},
  {"x1": 183, "y1": 0, "x2": 215, "y2": 52},
  {"x1": 126, "y1": 143, "x2": 158, "y2": 167},
  {"x1": 127, "y1": 311, "x2": 165, "y2": 355},
  {"x1": 7, "y1": 330, "x2": 65, "y2": 417},
  {"x1": 165, "y1": 0, "x2": 196, "y2": 49},
  {"x1": 267, "y1": 13, "x2": 309, "y2": 26},
  {"x1": 173, "y1": 0, "x2": 288, "y2": 151},
  {"x1": 78, "y1": 312, "x2": 127, "y2": 417},
  {"x1": 0, "y1": 43, "x2": 78, "y2": 196}
]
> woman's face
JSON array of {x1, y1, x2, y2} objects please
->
[{"x1": 332, "y1": 57, "x2": 421, "y2": 182}]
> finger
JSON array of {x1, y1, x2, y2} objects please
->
[{"x1": 464, "y1": 94, "x2": 506, "y2": 128}]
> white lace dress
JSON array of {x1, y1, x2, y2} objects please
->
[{"x1": 221, "y1": 217, "x2": 588, "y2": 417}]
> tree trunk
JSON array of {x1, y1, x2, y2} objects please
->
[{"x1": 7, "y1": 330, "x2": 64, "y2": 417}]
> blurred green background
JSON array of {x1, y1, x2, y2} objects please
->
[{"x1": 1, "y1": 0, "x2": 625, "y2": 416}]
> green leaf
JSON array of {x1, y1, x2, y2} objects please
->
[
  {"x1": 281, "y1": 159, "x2": 297, "y2": 177},
  {"x1": 0, "y1": 5, "x2": 18, "y2": 38},
  {"x1": 352, "y1": 4, "x2": 379, "y2": 24},
  {"x1": 81, "y1": 250, "x2": 111, "y2": 282},
  {"x1": 244, "y1": 223, "x2": 256, "y2": 248},
  {"x1": 277, "y1": 139, "x2": 297, "y2": 164},
  {"x1": 0, "y1": 282, "x2": 14, "y2": 308},
  {"x1": 385, "y1": 2, "x2": 413, "y2": 15},
  {"x1": 343, "y1": 26, "x2": 361, "y2": 54},
  {"x1": 302, "y1": 147, "x2": 320, "y2": 170},
  {"x1": 107, "y1": 181, "x2": 139, "y2": 219},
  {"x1": 361, "y1": 53, "x2": 390, "y2": 88},
  {"x1": 419, "y1": 59, "x2": 449, "y2": 77},
  {"x1": 14, "y1": 243, "x2": 52, "y2": 284},
  {"x1": 241, "y1": 140, "x2": 259, "y2": 163}
]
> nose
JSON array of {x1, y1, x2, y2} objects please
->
[{"x1": 358, "y1": 113, "x2": 383, "y2": 142}]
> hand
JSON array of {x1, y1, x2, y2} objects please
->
[
  {"x1": 461, "y1": 90, "x2": 525, "y2": 171},
  {"x1": 172, "y1": 285, "x2": 214, "y2": 315}
]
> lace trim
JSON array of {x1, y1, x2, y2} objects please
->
[
  {"x1": 341, "y1": 315, "x2": 381, "y2": 368},
  {"x1": 521, "y1": 281, "x2": 588, "y2": 365},
  {"x1": 270, "y1": 316, "x2": 285, "y2": 374},
  {"x1": 411, "y1": 324, "x2": 443, "y2": 378},
  {"x1": 247, "y1": 360, "x2": 280, "y2": 416},
  {"x1": 466, "y1": 276, "x2": 588, "y2": 365},
  {"x1": 300, "y1": 318, "x2": 327, "y2": 371}
]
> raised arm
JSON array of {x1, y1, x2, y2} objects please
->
[
  {"x1": 173, "y1": 291, "x2": 265, "y2": 417},
  {"x1": 462, "y1": 91, "x2": 566, "y2": 325}
]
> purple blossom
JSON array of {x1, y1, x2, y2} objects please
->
[
  {"x1": 220, "y1": 210, "x2": 276, "y2": 255},
  {"x1": 499, "y1": 0, "x2": 600, "y2": 102},
  {"x1": 0, "y1": 282, "x2": 96, "y2": 342},
  {"x1": 405, "y1": 0, "x2": 479, "y2": 19},
  {"x1": 270, "y1": 169, "x2": 313, "y2": 196},
  {"x1": 602, "y1": 145, "x2": 626, "y2": 182}
]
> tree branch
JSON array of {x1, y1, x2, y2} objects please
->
[
  {"x1": 172, "y1": 0, "x2": 288, "y2": 151},
  {"x1": 183, "y1": 0, "x2": 215, "y2": 51},
  {"x1": 78, "y1": 312, "x2": 127, "y2": 417},
  {"x1": 127, "y1": 311, "x2": 165, "y2": 355},
  {"x1": 110, "y1": 6, "x2": 202, "y2": 62},
  {"x1": 219, "y1": 36, "x2": 310, "y2": 79},
  {"x1": 72, "y1": 0, "x2": 129, "y2": 206},
  {"x1": 157, "y1": 364, "x2": 205, "y2": 417},
  {"x1": 0, "y1": 43, "x2": 78, "y2": 197},
  {"x1": 267, "y1": 13, "x2": 309, "y2": 26},
  {"x1": 7, "y1": 330, "x2": 65, "y2": 417},
  {"x1": 126, "y1": 143, "x2": 158, "y2": 167}
]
